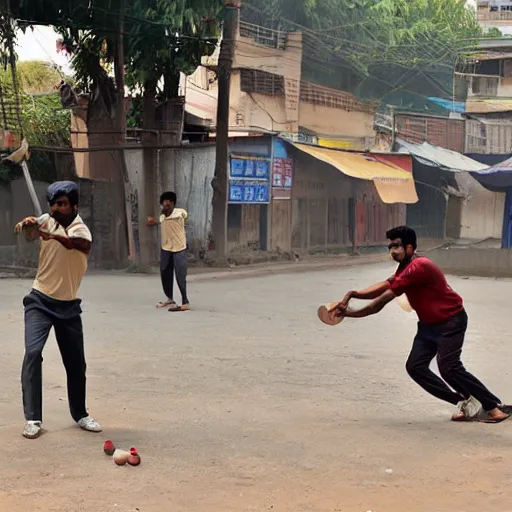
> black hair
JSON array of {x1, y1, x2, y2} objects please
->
[
  {"x1": 47, "y1": 180, "x2": 79, "y2": 207},
  {"x1": 160, "y1": 191, "x2": 177, "y2": 204},
  {"x1": 386, "y1": 225, "x2": 417, "y2": 250}
]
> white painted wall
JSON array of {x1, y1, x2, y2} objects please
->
[{"x1": 456, "y1": 173, "x2": 504, "y2": 239}]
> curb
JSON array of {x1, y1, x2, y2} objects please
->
[{"x1": 187, "y1": 254, "x2": 391, "y2": 282}]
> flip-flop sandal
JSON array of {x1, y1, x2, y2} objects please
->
[
  {"x1": 451, "y1": 412, "x2": 478, "y2": 422},
  {"x1": 157, "y1": 300, "x2": 174, "y2": 308},
  {"x1": 478, "y1": 412, "x2": 510, "y2": 424},
  {"x1": 499, "y1": 404, "x2": 512, "y2": 414},
  {"x1": 169, "y1": 304, "x2": 191, "y2": 312}
]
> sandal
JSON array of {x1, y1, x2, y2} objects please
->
[
  {"x1": 157, "y1": 300, "x2": 174, "y2": 309},
  {"x1": 451, "y1": 411, "x2": 476, "y2": 422},
  {"x1": 478, "y1": 411, "x2": 510, "y2": 424},
  {"x1": 168, "y1": 303, "x2": 190, "y2": 312}
]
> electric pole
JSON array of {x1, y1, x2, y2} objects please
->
[{"x1": 211, "y1": 1, "x2": 240, "y2": 262}]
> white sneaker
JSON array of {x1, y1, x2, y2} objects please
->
[
  {"x1": 23, "y1": 421, "x2": 42, "y2": 439},
  {"x1": 77, "y1": 416, "x2": 102, "y2": 432},
  {"x1": 457, "y1": 396, "x2": 483, "y2": 419}
]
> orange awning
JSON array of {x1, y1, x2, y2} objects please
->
[
  {"x1": 291, "y1": 142, "x2": 418, "y2": 204},
  {"x1": 373, "y1": 178, "x2": 419, "y2": 204}
]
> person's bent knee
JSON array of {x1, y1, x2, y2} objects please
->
[
  {"x1": 437, "y1": 358, "x2": 462, "y2": 381},
  {"x1": 406, "y1": 358, "x2": 422, "y2": 378}
]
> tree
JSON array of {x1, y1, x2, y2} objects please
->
[
  {"x1": 0, "y1": 68, "x2": 70, "y2": 183},
  {"x1": 242, "y1": 0, "x2": 483, "y2": 108},
  {"x1": 121, "y1": 0, "x2": 223, "y2": 263},
  {"x1": 17, "y1": 60, "x2": 63, "y2": 94},
  {"x1": 3, "y1": 0, "x2": 225, "y2": 264}
]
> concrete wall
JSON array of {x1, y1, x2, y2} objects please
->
[
  {"x1": 233, "y1": 32, "x2": 302, "y2": 133},
  {"x1": 0, "y1": 179, "x2": 49, "y2": 268},
  {"x1": 159, "y1": 145, "x2": 216, "y2": 251},
  {"x1": 0, "y1": 184, "x2": 14, "y2": 246},
  {"x1": 125, "y1": 144, "x2": 217, "y2": 253},
  {"x1": 0, "y1": 178, "x2": 128, "y2": 269},
  {"x1": 455, "y1": 173, "x2": 504, "y2": 240},
  {"x1": 299, "y1": 102, "x2": 375, "y2": 140},
  {"x1": 429, "y1": 247, "x2": 512, "y2": 277}
]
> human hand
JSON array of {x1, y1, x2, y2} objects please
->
[
  {"x1": 329, "y1": 301, "x2": 347, "y2": 317},
  {"x1": 14, "y1": 216, "x2": 38, "y2": 233},
  {"x1": 38, "y1": 230, "x2": 53, "y2": 241}
]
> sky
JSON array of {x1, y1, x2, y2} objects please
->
[{"x1": 15, "y1": 25, "x2": 73, "y2": 75}]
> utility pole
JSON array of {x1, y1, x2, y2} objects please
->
[
  {"x1": 211, "y1": 1, "x2": 240, "y2": 262},
  {"x1": 114, "y1": 0, "x2": 134, "y2": 263}
]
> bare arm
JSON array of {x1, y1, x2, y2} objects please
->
[
  {"x1": 348, "y1": 281, "x2": 391, "y2": 301},
  {"x1": 39, "y1": 231, "x2": 92, "y2": 255},
  {"x1": 342, "y1": 289, "x2": 396, "y2": 319}
]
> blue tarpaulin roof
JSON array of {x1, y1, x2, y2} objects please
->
[
  {"x1": 470, "y1": 156, "x2": 512, "y2": 192},
  {"x1": 427, "y1": 97, "x2": 465, "y2": 113}
]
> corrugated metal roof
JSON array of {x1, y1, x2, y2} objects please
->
[
  {"x1": 466, "y1": 114, "x2": 512, "y2": 125},
  {"x1": 396, "y1": 139, "x2": 489, "y2": 172},
  {"x1": 466, "y1": 98, "x2": 512, "y2": 113},
  {"x1": 291, "y1": 142, "x2": 418, "y2": 204},
  {"x1": 468, "y1": 51, "x2": 512, "y2": 61}
]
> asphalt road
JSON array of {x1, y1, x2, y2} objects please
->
[{"x1": 0, "y1": 262, "x2": 511, "y2": 512}]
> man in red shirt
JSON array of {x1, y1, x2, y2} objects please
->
[{"x1": 334, "y1": 225, "x2": 509, "y2": 423}]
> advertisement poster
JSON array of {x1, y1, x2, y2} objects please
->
[
  {"x1": 272, "y1": 139, "x2": 293, "y2": 199},
  {"x1": 228, "y1": 154, "x2": 270, "y2": 204}
]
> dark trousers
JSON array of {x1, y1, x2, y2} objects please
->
[
  {"x1": 160, "y1": 249, "x2": 189, "y2": 304},
  {"x1": 22, "y1": 308, "x2": 88, "y2": 422},
  {"x1": 405, "y1": 309, "x2": 500, "y2": 411}
]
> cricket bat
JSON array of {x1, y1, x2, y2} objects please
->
[{"x1": 2, "y1": 139, "x2": 42, "y2": 216}]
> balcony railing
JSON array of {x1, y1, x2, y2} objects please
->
[{"x1": 239, "y1": 21, "x2": 287, "y2": 50}]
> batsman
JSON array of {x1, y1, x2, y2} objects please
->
[
  {"x1": 14, "y1": 181, "x2": 102, "y2": 439},
  {"x1": 333, "y1": 225, "x2": 509, "y2": 424}
]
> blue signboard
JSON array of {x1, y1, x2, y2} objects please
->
[
  {"x1": 229, "y1": 180, "x2": 270, "y2": 204},
  {"x1": 229, "y1": 154, "x2": 271, "y2": 204},
  {"x1": 230, "y1": 155, "x2": 270, "y2": 181}
]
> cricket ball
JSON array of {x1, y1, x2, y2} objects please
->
[
  {"x1": 127, "y1": 447, "x2": 141, "y2": 466},
  {"x1": 113, "y1": 449, "x2": 130, "y2": 466},
  {"x1": 103, "y1": 440, "x2": 115, "y2": 456}
]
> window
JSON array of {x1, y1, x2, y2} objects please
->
[
  {"x1": 471, "y1": 76, "x2": 499, "y2": 96},
  {"x1": 300, "y1": 81, "x2": 374, "y2": 113},
  {"x1": 240, "y1": 69, "x2": 285, "y2": 96}
]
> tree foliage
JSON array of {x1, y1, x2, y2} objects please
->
[
  {"x1": 17, "y1": 60, "x2": 63, "y2": 94},
  {"x1": 0, "y1": 68, "x2": 70, "y2": 182},
  {"x1": 5, "y1": 0, "x2": 223, "y2": 127},
  {"x1": 242, "y1": 0, "x2": 483, "y2": 108}
]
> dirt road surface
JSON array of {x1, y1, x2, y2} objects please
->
[{"x1": 0, "y1": 261, "x2": 511, "y2": 512}]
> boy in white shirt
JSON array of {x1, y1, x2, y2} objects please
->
[{"x1": 147, "y1": 191, "x2": 190, "y2": 312}]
